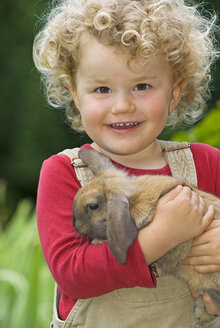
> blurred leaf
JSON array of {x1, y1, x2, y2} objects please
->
[
  {"x1": 0, "y1": 199, "x2": 54, "y2": 328},
  {"x1": 172, "y1": 101, "x2": 220, "y2": 149}
]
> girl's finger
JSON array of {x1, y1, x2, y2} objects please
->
[
  {"x1": 198, "y1": 194, "x2": 206, "y2": 214},
  {"x1": 158, "y1": 185, "x2": 182, "y2": 204},
  {"x1": 190, "y1": 264, "x2": 220, "y2": 273},
  {"x1": 188, "y1": 285, "x2": 199, "y2": 300},
  {"x1": 187, "y1": 244, "x2": 210, "y2": 257},
  {"x1": 183, "y1": 255, "x2": 213, "y2": 265},
  {"x1": 203, "y1": 292, "x2": 220, "y2": 316},
  {"x1": 200, "y1": 205, "x2": 215, "y2": 230}
]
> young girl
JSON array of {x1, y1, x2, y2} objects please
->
[{"x1": 34, "y1": 0, "x2": 220, "y2": 326}]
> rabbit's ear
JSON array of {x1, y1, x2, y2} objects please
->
[
  {"x1": 106, "y1": 196, "x2": 138, "y2": 265},
  {"x1": 78, "y1": 149, "x2": 114, "y2": 174}
]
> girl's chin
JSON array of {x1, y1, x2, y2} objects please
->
[{"x1": 92, "y1": 142, "x2": 146, "y2": 157}]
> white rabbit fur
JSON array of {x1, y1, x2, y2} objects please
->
[{"x1": 73, "y1": 148, "x2": 220, "y2": 327}]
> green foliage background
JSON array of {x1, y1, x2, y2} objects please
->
[
  {"x1": 172, "y1": 101, "x2": 220, "y2": 148},
  {"x1": 0, "y1": 199, "x2": 54, "y2": 328},
  {"x1": 0, "y1": 0, "x2": 219, "y2": 327}
]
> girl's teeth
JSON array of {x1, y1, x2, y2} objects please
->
[{"x1": 112, "y1": 123, "x2": 139, "y2": 127}]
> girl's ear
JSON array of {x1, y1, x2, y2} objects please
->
[
  {"x1": 67, "y1": 82, "x2": 79, "y2": 108},
  {"x1": 169, "y1": 78, "x2": 187, "y2": 114}
]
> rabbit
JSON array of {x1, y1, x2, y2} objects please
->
[{"x1": 72, "y1": 148, "x2": 220, "y2": 327}]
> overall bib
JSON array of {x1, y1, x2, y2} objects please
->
[{"x1": 50, "y1": 140, "x2": 218, "y2": 328}]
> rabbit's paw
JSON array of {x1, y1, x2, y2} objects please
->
[
  {"x1": 195, "y1": 316, "x2": 218, "y2": 328},
  {"x1": 195, "y1": 295, "x2": 205, "y2": 320}
]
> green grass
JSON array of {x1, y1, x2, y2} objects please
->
[{"x1": 0, "y1": 199, "x2": 54, "y2": 328}]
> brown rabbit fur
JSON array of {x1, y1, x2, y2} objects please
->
[{"x1": 73, "y1": 148, "x2": 220, "y2": 326}]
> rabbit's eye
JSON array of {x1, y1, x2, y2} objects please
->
[{"x1": 88, "y1": 204, "x2": 100, "y2": 211}]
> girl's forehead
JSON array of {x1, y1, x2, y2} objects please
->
[
  {"x1": 77, "y1": 41, "x2": 174, "y2": 82},
  {"x1": 75, "y1": 32, "x2": 175, "y2": 85},
  {"x1": 79, "y1": 32, "x2": 147, "y2": 68},
  {"x1": 79, "y1": 32, "x2": 123, "y2": 56}
]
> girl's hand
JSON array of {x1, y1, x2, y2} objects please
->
[
  {"x1": 138, "y1": 185, "x2": 214, "y2": 265},
  {"x1": 189, "y1": 286, "x2": 220, "y2": 316},
  {"x1": 182, "y1": 220, "x2": 220, "y2": 273},
  {"x1": 152, "y1": 185, "x2": 214, "y2": 248}
]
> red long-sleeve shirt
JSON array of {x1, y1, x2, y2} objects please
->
[{"x1": 36, "y1": 142, "x2": 220, "y2": 320}]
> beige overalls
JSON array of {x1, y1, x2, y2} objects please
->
[{"x1": 50, "y1": 140, "x2": 219, "y2": 328}]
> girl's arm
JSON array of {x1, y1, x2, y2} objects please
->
[
  {"x1": 183, "y1": 143, "x2": 220, "y2": 315},
  {"x1": 182, "y1": 143, "x2": 220, "y2": 273},
  {"x1": 36, "y1": 154, "x2": 156, "y2": 300}
]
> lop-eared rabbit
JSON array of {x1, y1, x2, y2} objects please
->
[{"x1": 73, "y1": 149, "x2": 220, "y2": 327}]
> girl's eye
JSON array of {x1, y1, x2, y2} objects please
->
[
  {"x1": 134, "y1": 83, "x2": 150, "y2": 91},
  {"x1": 95, "y1": 87, "x2": 111, "y2": 94}
]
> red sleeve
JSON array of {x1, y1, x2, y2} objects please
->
[
  {"x1": 190, "y1": 143, "x2": 220, "y2": 197},
  {"x1": 36, "y1": 154, "x2": 155, "y2": 300}
]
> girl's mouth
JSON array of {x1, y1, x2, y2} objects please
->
[{"x1": 110, "y1": 122, "x2": 139, "y2": 129}]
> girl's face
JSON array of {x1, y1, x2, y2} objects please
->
[{"x1": 71, "y1": 35, "x2": 185, "y2": 165}]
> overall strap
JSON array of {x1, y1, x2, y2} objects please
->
[
  {"x1": 58, "y1": 148, "x2": 95, "y2": 186},
  {"x1": 59, "y1": 142, "x2": 198, "y2": 188},
  {"x1": 159, "y1": 140, "x2": 198, "y2": 188}
]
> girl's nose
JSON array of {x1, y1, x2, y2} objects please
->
[{"x1": 111, "y1": 92, "x2": 136, "y2": 114}]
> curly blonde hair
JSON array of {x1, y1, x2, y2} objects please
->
[{"x1": 33, "y1": 0, "x2": 219, "y2": 132}]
